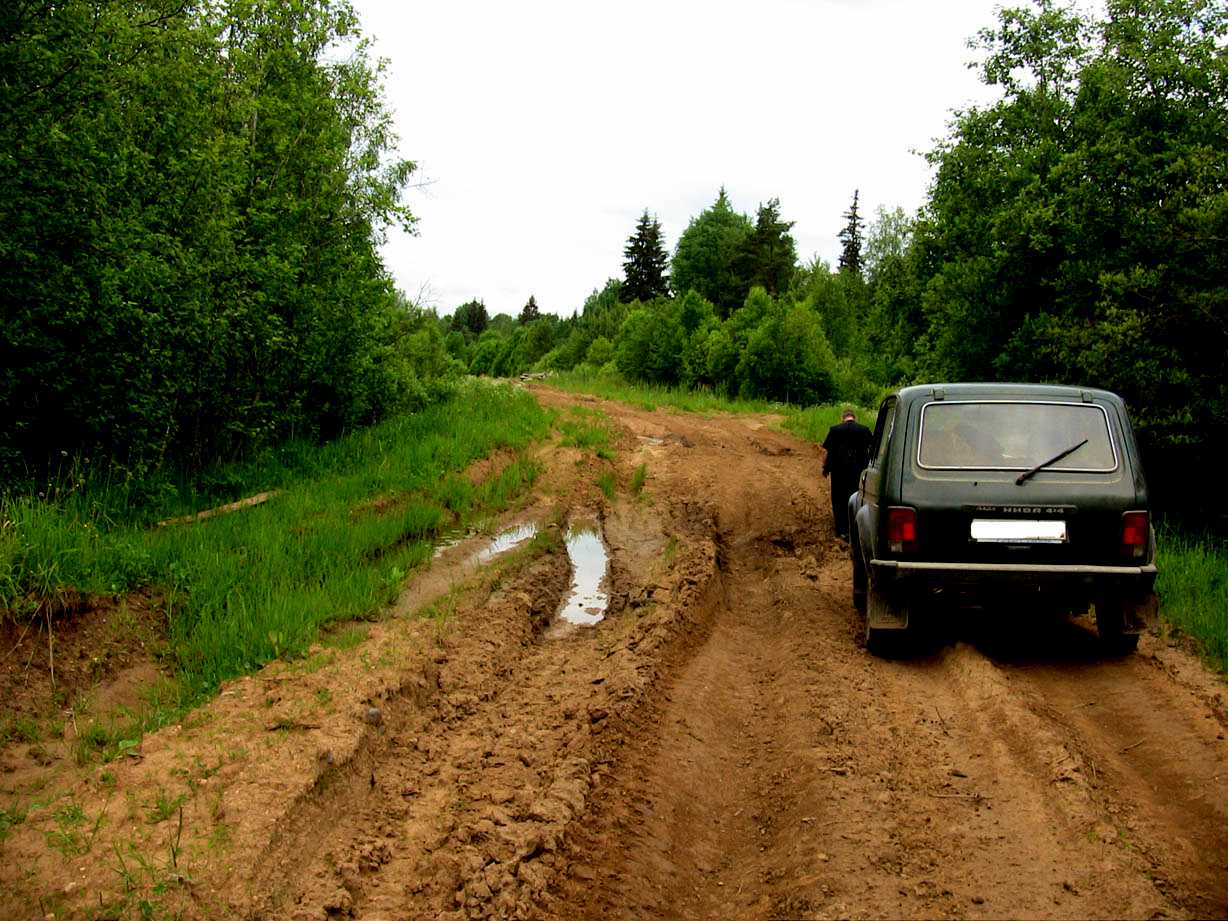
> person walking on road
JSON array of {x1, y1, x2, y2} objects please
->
[{"x1": 822, "y1": 408, "x2": 873, "y2": 540}]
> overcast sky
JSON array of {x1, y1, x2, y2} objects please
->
[{"x1": 348, "y1": 0, "x2": 1007, "y2": 318}]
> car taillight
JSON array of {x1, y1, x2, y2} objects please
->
[
  {"x1": 887, "y1": 506, "x2": 917, "y2": 554},
  {"x1": 1121, "y1": 511, "x2": 1149, "y2": 559}
]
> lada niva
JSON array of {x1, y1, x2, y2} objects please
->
[{"x1": 848, "y1": 383, "x2": 1158, "y2": 654}]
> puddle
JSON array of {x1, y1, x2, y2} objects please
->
[
  {"x1": 431, "y1": 531, "x2": 467, "y2": 559},
  {"x1": 558, "y1": 526, "x2": 610, "y2": 626},
  {"x1": 431, "y1": 522, "x2": 539, "y2": 565},
  {"x1": 473, "y1": 523, "x2": 538, "y2": 564}
]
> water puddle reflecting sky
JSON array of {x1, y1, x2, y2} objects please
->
[
  {"x1": 473, "y1": 522, "x2": 538, "y2": 564},
  {"x1": 559, "y1": 527, "x2": 610, "y2": 625}
]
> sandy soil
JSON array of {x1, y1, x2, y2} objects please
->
[{"x1": 1, "y1": 386, "x2": 1225, "y2": 920}]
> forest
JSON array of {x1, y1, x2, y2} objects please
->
[{"x1": 1, "y1": 0, "x2": 1224, "y2": 526}]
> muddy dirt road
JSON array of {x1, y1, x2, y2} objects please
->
[{"x1": 2, "y1": 386, "x2": 1226, "y2": 920}]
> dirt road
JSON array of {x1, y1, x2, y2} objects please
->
[{"x1": 2, "y1": 386, "x2": 1226, "y2": 920}]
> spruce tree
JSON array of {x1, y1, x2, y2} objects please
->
[
  {"x1": 621, "y1": 209, "x2": 671, "y2": 303},
  {"x1": 838, "y1": 190, "x2": 864, "y2": 276},
  {"x1": 451, "y1": 299, "x2": 488, "y2": 336},
  {"x1": 735, "y1": 198, "x2": 798, "y2": 296},
  {"x1": 518, "y1": 295, "x2": 541, "y2": 324}
]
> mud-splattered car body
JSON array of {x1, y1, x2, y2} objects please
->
[{"x1": 849, "y1": 383, "x2": 1158, "y2": 654}]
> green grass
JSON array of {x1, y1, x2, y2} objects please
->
[
  {"x1": 0, "y1": 803, "x2": 26, "y2": 843},
  {"x1": 74, "y1": 679, "x2": 183, "y2": 765},
  {"x1": 0, "y1": 381, "x2": 552, "y2": 703},
  {"x1": 596, "y1": 472, "x2": 616, "y2": 500},
  {"x1": 1156, "y1": 528, "x2": 1228, "y2": 672},
  {"x1": 779, "y1": 404, "x2": 874, "y2": 445},
  {"x1": 550, "y1": 368, "x2": 788, "y2": 415},
  {"x1": 559, "y1": 406, "x2": 616, "y2": 460},
  {"x1": 548, "y1": 368, "x2": 872, "y2": 444},
  {"x1": 631, "y1": 463, "x2": 648, "y2": 496}
]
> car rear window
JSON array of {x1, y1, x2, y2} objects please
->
[{"x1": 917, "y1": 401, "x2": 1118, "y2": 471}]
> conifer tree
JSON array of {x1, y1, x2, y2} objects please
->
[
  {"x1": 838, "y1": 190, "x2": 864, "y2": 276},
  {"x1": 622, "y1": 209, "x2": 671, "y2": 303},
  {"x1": 735, "y1": 198, "x2": 798, "y2": 296},
  {"x1": 518, "y1": 295, "x2": 541, "y2": 324},
  {"x1": 451, "y1": 299, "x2": 488, "y2": 336}
]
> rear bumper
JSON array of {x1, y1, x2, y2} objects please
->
[{"x1": 869, "y1": 559, "x2": 1157, "y2": 595}]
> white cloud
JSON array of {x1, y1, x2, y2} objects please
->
[{"x1": 350, "y1": 0, "x2": 1004, "y2": 316}]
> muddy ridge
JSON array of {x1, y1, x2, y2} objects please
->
[{"x1": 1, "y1": 387, "x2": 1225, "y2": 920}]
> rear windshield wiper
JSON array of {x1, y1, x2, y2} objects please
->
[{"x1": 1016, "y1": 439, "x2": 1088, "y2": 485}]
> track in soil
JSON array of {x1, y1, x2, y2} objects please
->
[{"x1": 1, "y1": 387, "x2": 1225, "y2": 921}]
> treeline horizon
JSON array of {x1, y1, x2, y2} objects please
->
[
  {"x1": 444, "y1": 0, "x2": 1225, "y2": 524},
  {"x1": 2, "y1": 0, "x2": 1224, "y2": 528}
]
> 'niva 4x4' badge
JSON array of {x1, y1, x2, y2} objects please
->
[{"x1": 964, "y1": 504, "x2": 1074, "y2": 516}]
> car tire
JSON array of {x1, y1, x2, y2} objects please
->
[
  {"x1": 851, "y1": 530, "x2": 867, "y2": 615},
  {"x1": 1095, "y1": 597, "x2": 1141, "y2": 655}
]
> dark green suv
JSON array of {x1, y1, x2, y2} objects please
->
[{"x1": 849, "y1": 383, "x2": 1158, "y2": 655}]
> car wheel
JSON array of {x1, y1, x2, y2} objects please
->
[
  {"x1": 864, "y1": 582, "x2": 909, "y2": 657},
  {"x1": 851, "y1": 530, "x2": 867, "y2": 615},
  {"x1": 1095, "y1": 597, "x2": 1141, "y2": 655}
]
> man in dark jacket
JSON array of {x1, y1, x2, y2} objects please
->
[{"x1": 822, "y1": 409, "x2": 873, "y2": 540}]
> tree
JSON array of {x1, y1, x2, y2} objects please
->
[
  {"x1": 670, "y1": 188, "x2": 753, "y2": 317},
  {"x1": 0, "y1": 0, "x2": 418, "y2": 477},
  {"x1": 838, "y1": 190, "x2": 864, "y2": 275},
  {"x1": 622, "y1": 210, "x2": 671, "y2": 302},
  {"x1": 519, "y1": 295, "x2": 541, "y2": 324},
  {"x1": 914, "y1": 0, "x2": 1228, "y2": 519},
  {"x1": 734, "y1": 198, "x2": 798, "y2": 297},
  {"x1": 451, "y1": 299, "x2": 488, "y2": 336},
  {"x1": 614, "y1": 304, "x2": 685, "y2": 385}
]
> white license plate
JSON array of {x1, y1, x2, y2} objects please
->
[{"x1": 971, "y1": 519, "x2": 1067, "y2": 543}]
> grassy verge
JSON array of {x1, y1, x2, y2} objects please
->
[
  {"x1": 547, "y1": 368, "x2": 871, "y2": 443},
  {"x1": 549, "y1": 368, "x2": 788, "y2": 415},
  {"x1": 0, "y1": 380, "x2": 553, "y2": 702},
  {"x1": 1156, "y1": 528, "x2": 1228, "y2": 672}
]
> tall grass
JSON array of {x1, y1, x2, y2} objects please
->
[
  {"x1": 779, "y1": 405, "x2": 874, "y2": 445},
  {"x1": 0, "y1": 381, "x2": 552, "y2": 699},
  {"x1": 549, "y1": 368, "x2": 788, "y2": 415},
  {"x1": 1156, "y1": 528, "x2": 1228, "y2": 672},
  {"x1": 547, "y1": 368, "x2": 871, "y2": 442}
]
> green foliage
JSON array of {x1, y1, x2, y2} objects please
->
[
  {"x1": 615, "y1": 303, "x2": 686, "y2": 385},
  {"x1": 551, "y1": 367, "x2": 793, "y2": 416},
  {"x1": 837, "y1": 190, "x2": 865, "y2": 275},
  {"x1": 908, "y1": 0, "x2": 1227, "y2": 521},
  {"x1": 585, "y1": 336, "x2": 614, "y2": 367},
  {"x1": 670, "y1": 188, "x2": 753, "y2": 317},
  {"x1": 0, "y1": 0, "x2": 423, "y2": 480},
  {"x1": 622, "y1": 210, "x2": 671, "y2": 303},
  {"x1": 734, "y1": 198, "x2": 798, "y2": 297},
  {"x1": 734, "y1": 294, "x2": 837, "y2": 404},
  {"x1": 519, "y1": 295, "x2": 542, "y2": 324},
  {"x1": 1156, "y1": 528, "x2": 1228, "y2": 672},
  {"x1": 451, "y1": 300, "x2": 489, "y2": 337}
]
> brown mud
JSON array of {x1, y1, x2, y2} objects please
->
[{"x1": 1, "y1": 387, "x2": 1225, "y2": 920}]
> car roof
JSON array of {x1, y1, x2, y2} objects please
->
[{"x1": 894, "y1": 382, "x2": 1125, "y2": 406}]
